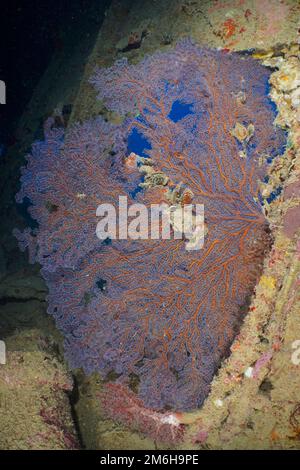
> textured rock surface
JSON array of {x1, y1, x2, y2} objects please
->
[{"x1": 0, "y1": 300, "x2": 79, "y2": 449}]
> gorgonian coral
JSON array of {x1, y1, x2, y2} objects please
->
[{"x1": 15, "y1": 40, "x2": 285, "y2": 416}]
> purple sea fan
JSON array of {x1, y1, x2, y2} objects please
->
[
  {"x1": 15, "y1": 40, "x2": 285, "y2": 415},
  {"x1": 14, "y1": 116, "x2": 135, "y2": 272}
]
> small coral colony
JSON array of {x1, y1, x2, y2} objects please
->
[{"x1": 15, "y1": 40, "x2": 285, "y2": 418}]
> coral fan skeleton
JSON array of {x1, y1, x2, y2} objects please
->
[{"x1": 15, "y1": 40, "x2": 285, "y2": 420}]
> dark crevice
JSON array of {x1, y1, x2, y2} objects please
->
[
  {"x1": 0, "y1": 296, "x2": 46, "y2": 306},
  {"x1": 67, "y1": 374, "x2": 85, "y2": 449}
]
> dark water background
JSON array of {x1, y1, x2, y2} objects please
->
[{"x1": 1, "y1": 0, "x2": 111, "y2": 145}]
